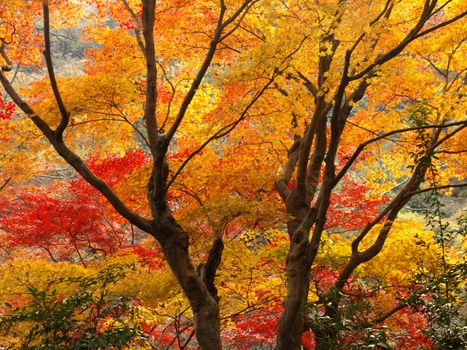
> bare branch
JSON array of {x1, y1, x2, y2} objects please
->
[
  {"x1": 121, "y1": 0, "x2": 146, "y2": 53},
  {"x1": 295, "y1": 70, "x2": 318, "y2": 98},
  {"x1": 362, "y1": 303, "x2": 408, "y2": 327},
  {"x1": 0, "y1": 23, "x2": 16, "y2": 71},
  {"x1": 110, "y1": 100, "x2": 151, "y2": 148},
  {"x1": 305, "y1": 114, "x2": 326, "y2": 202},
  {"x1": 275, "y1": 136, "x2": 301, "y2": 200},
  {"x1": 155, "y1": 60, "x2": 177, "y2": 131},
  {"x1": 42, "y1": 0, "x2": 70, "y2": 140},
  {"x1": 165, "y1": 0, "x2": 263, "y2": 146},
  {"x1": 432, "y1": 123, "x2": 466, "y2": 148},
  {"x1": 199, "y1": 235, "x2": 224, "y2": 303},
  {"x1": 221, "y1": 0, "x2": 258, "y2": 30},
  {"x1": 419, "y1": 52, "x2": 447, "y2": 78},
  {"x1": 334, "y1": 120, "x2": 467, "y2": 186},
  {"x1": 142, "y1": 0, "x2": 158, "y2": 154},
  {"x1": 165, "y1": 2, "x2": 227, "y2": 145},
  {"x1": 414, "y1": 10, "x2": 467, "y2": 39},
  {"x1": 350, "y1": 3, "x2": 466, "y2": 81},
  {"x1": 346, "y1": 0, "x2": 392, "y2": 57},
  {"x1": 220, "y1": 0, "x2": 259, "y2": 42},
  {"x1": 0, "y1": 42, "x2": 13, "y2": 72},
  {"x1": 166, "y1": 71, "x2": 278, "y2": 190},
  {"x1": 329, "y1": 118, "x2": 463, "y2": 300},
  {"x1": 0, "y1": 177, "x2": 11, "y2": 192},
  {"x1": 411, "y1": 182, "x2": 467, "y2": 195},
  {"x1": 0, "y1": 70, "x2": 54, "y2": 137}
]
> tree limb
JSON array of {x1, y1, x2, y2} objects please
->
[
  {"x1": 0, "y1": 70, "x2": 152, "y2": 233},
  {"x1": 0, "y1": 177, "x2": 11, "y2": 192},
  {"x1": 333, "y1": 120, "x2": 467, "y2": 186},
  {"x1": 120, "y1": 0, "x2": 146, "y2": 54},
  {"x1": 165, "y1": 2, "x2": 227, "y2": 145},
  {"x1": 42, "y1": 0, "x2": 70, "y2": 140}
]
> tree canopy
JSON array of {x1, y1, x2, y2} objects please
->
[{"x1": 0, "y1": 0, "x2": 466, "y2": 349}]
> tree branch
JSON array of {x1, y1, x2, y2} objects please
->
[
  {"x1": 165, "y1": 1, "x2": 227, "y2": 145},
  {"x1": 142, "y1": 0, "x2": 158, "y2": 154},
  {"x1": 361, "y1": 303, "x2": 408, "y2": 327},
  {"x1": 333, "y1": 120, "x2": 467, "y2": 186},
  {"x1": 275, "y1": 136, "x2": 301, "y2": 201},
  {"x1": 411, "y1": 182, "x2": 467, "y2": 195},
  {"x1": 295, "y1": 70, "x2": 318, "y2": 98},
  {"x1": 414, "y1": 10, "x2": 467, "y2": 39},
  {"x1": 0, "y1": 177, "x2": 11, "y2": 192},
  {"x1": 166, "y1": 71, "x2": 278, "y2": 190},
  {"x1": 120, "y1": 0, "x2": 146, "y2": 54},
  {"x1": 349, "y1": 1, "x2": 466, "y2": 81},
  {"x1": 42, "y1": 0, "x2": 70, "y2": 140},
  {"x1": 0, "y1": 70, "x2": 152, "y2": 233}
]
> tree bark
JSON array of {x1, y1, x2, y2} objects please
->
[
  {"x1": 154, "y1": 211, "x2": 222, "y2": 350},
  {"x1": 199, "y1": 236, "x2": 224, "y2": 303},
  {"x1": 276, "y1": 224, "x2": 311, "y2": 350}
]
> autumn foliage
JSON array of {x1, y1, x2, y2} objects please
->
[{"x1": 0, "y1": 0, "x2": 466, "y2": 349}]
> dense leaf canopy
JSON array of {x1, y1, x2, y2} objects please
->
[{"x1": 0, "y1": 0, "x2": 465, "y2": 349}]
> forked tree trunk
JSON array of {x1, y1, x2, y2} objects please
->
[{"x1": 155, "y1": 212, "x2": 222, "y2": 350}]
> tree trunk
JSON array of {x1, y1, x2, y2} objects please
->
[
  {"x1": 276, "y1": 226, "x2": 311, "y2": 350},
  {"x1": 155, "y1": 213, "x2": 222, "y2": 350}
]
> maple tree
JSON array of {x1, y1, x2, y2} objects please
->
[
  {"x1": 0, "y1": 0, "x2": 466, "y2": 349},
  {"x1": 0, "y1": 0, "x2": 282, "y2": 348},
  {"x1": 242, "y1": 1, "x2": 466, "y2": 348}
]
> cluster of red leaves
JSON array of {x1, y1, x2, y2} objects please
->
[
  {"x1": 0, "y1": 92, "x2": 15, "y2": 120},
  {"x1": 117, "y1": 245, "x2": 163, "y2": 270},
  {"x1": 118, "y1": 18, "x2": 138, "y2": 31},
  {"x1": 227, "y1": 307, "x2": 280, "y2": 348},
  {"x1": 82, "y1": 149, "x2": 149, "y2": 188},
  {"x1": 313, "y1": 266, "x2": 340, "y2": 294},
  {"x1": 327, "y1": 180, "x2": 388, "y2": 230},
  {"x1": 0, "y1": 150, "x2": 151, "y2": 261},
  {"x1": 69, "y1": 149, "x2": 152, "y2": 213},
  {"x1": 342, "y1": 304, "x2": 432, "y2": 349},
  {"x1": 0, "y1": 191, "x2": 126, "y2": 260},
  {"x1": 285, "y1": 177, "x2": 387, "y2": 231},
  {"x1": 388, "y1": 307, "x2": 432, "y2": 349},
  {"x1": 226, "y1": 306, "x2": 315, "y2": 349},
  {"x1": 141, "y1": 322, "x2": 197, "y2": 349}
]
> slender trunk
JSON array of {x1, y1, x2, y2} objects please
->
[
  {"x1": 199, "y1": 236, "x2": 224, "y2": 303},
  {"x1": 154, "y1": 213, "x2": 222, "y2": 350}
]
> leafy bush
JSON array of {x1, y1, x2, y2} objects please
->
[{"x1": 0, "y1": 264, "x2": 147, "y2": 349}]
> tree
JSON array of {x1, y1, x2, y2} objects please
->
[
  {"x1": 243, "y1": 1, "x2": 466, "y2": 348},
  {"x1": 1, "y1": 0, "x2": 466, "y2": 349},
  {"x1": 0, "y1": 0, "x2": 286, "y2": 348}
]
